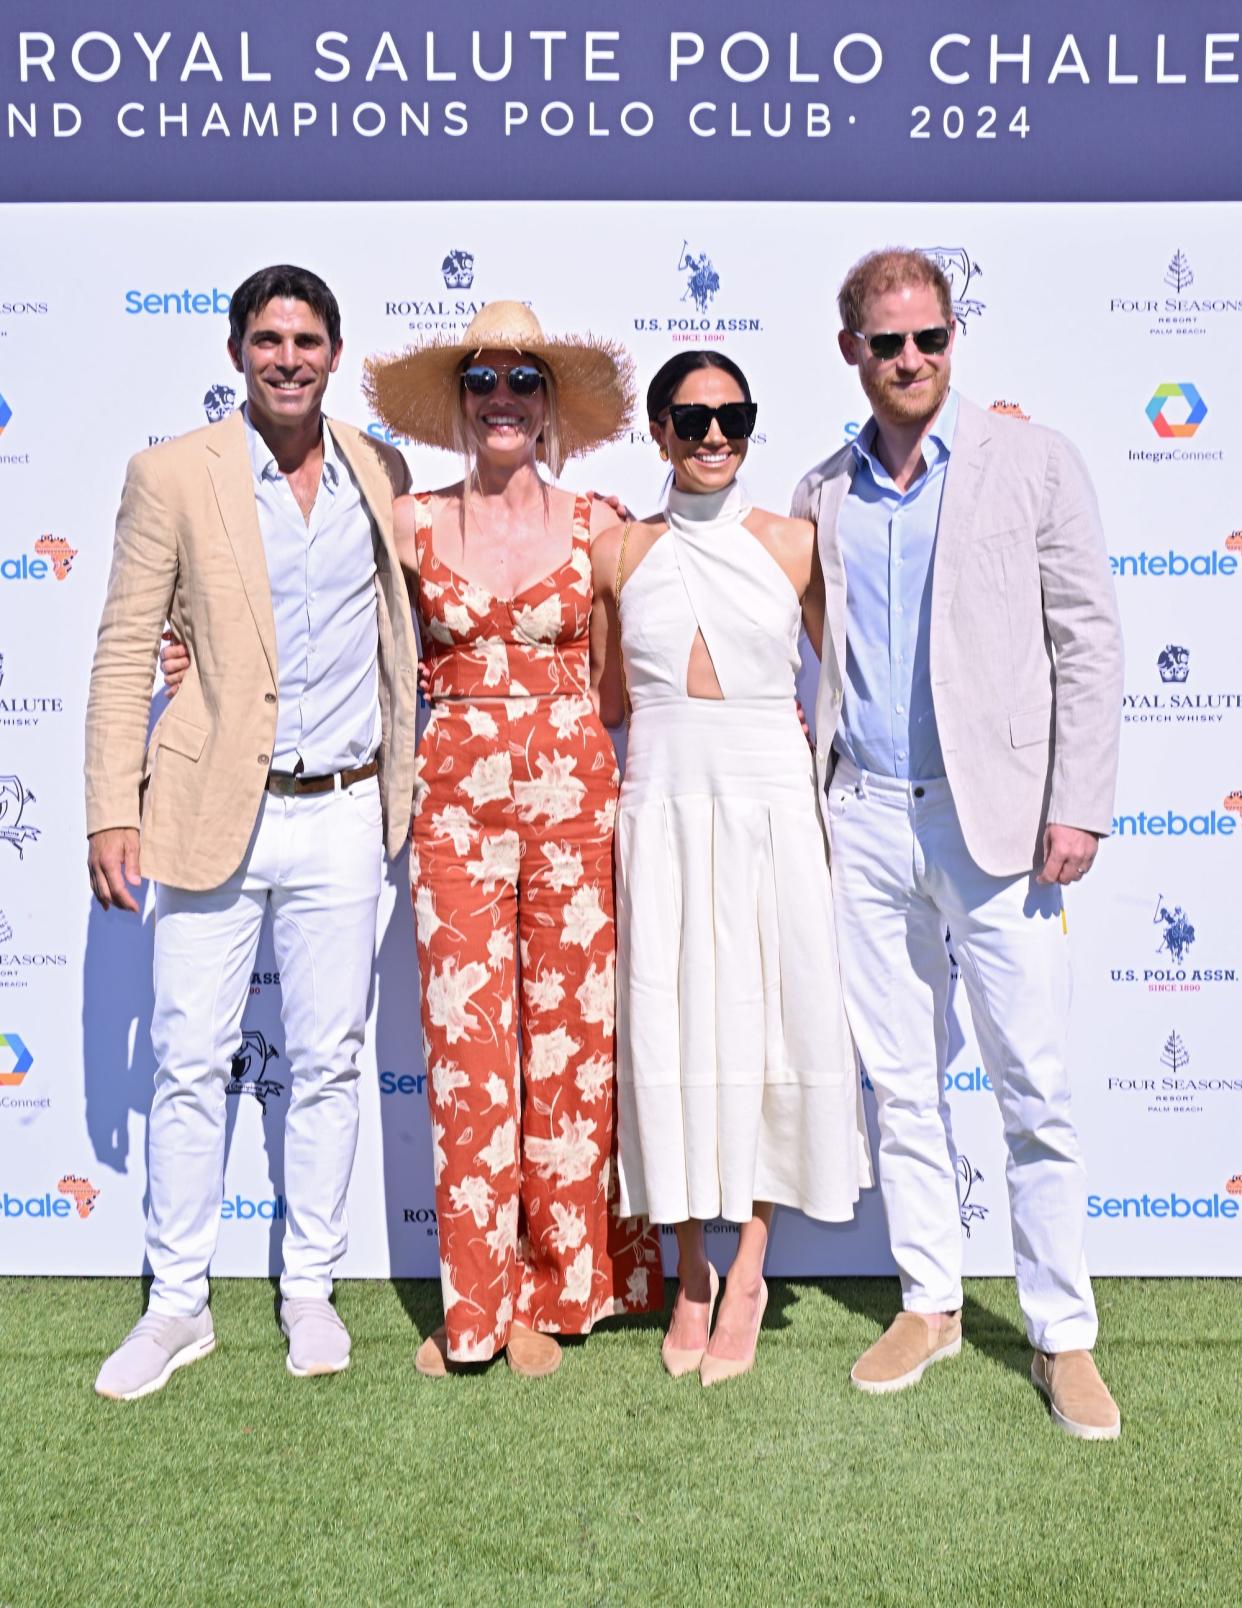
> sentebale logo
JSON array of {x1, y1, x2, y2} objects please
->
[{"x1": 1147, "y1": 383, "x2": 1207, "y2": 439}]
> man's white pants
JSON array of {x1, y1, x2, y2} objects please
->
[
  {"x1": 146, "y1": 777, "x2": 384, "y2": 1318},
  {"x1": 826, "y1": 759, "x2": 1097, "y2": 1354}
]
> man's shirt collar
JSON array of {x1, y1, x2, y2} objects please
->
[
  {"x1": 851, "y1": 389, "x2": 959, "y2": 486},
  {"x1": 242, "y1": 403, "x2": 339, "y2": 493}
]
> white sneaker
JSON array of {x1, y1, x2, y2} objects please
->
[
  {"x1": 280, "y1": 1298, "x2": 351, "y2": 1377},
  {"x1": 95, "y1": 1308, "x2": 216, "y2": 1401}
]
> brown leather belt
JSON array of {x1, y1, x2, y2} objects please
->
[{"x1": 266, "y1": 760, "x2": 379, "y2": 797}]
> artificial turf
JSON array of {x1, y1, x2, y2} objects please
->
[{"x1": 2, "y1": 1276, "x2": 1238, "y2": 1606}]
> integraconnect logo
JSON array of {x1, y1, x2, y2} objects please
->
[
  {"x1": 1122, "y1": 641, "x2": 1240, "y2": 730},
  {"x1": 1088, "y1": 1187, "x2": 1239, "y2": 1222},
  {"x1": 632, "y1": 240, "x2": 763, "y2": 341},
  {"x1": 1130, "y1": 382, "x2": 1222, "y2": 464},
  {"x1": 0, "y1": 391, "x2": 11, "y2": 433},
  {"x1": 0, "y1": 774, "x2": 40, "y2": 859},
  {"x1": 0, "y1": 389, "x2": 30, "y2": 467},
  {"x1": 124, "y1": 288, "x2": 231, "y2": 316},
  {"x1": 1106, "y1": 1030, "x2": 1242, "y2": 1117},
  {"x1": 0, "y1": 648, "x2": 65, "y2": 729},
  {"x1": 1108, "y1": 249, "x2": 1242, "y2": 339},
  {"x1": 0, "y1": 1029, "x2": 50, "y2": 1111},
  {"x1": 1, "y1": 1175, "x2": 99, "y2": 1220},
  {"x1": 1109, "y1": 894, "x2": 1238, "y2": 993},
  {"x1": 0, "y1": 534, "x2": 78, "y2": 583}
]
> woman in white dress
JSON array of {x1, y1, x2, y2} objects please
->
[{"x1": 590, "y1": 351, "x2": 871, "y2": 1384}]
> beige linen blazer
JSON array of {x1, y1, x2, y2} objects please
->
[
  {"x1": 84, "y1": 410, "x2": 419, "y2": 891},
  {"x1": 793, "y1": 394, "x2": 1124, "y2": 877}
]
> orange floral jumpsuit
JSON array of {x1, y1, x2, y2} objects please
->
[{"x1": 410, "y1": 491, "x2": 663, "y2": 1362}]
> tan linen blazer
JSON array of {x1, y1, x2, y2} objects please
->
[
  {"x1": 793, "y1": 394, "x2": 1124, "y2": 877},
  {"x1": 84, "y1": 410, "x2": 419, "y2": 891}
]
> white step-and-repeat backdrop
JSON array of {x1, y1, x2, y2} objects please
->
[{"x1": 2, "y1": 199, "x2": 1239, "y2": 1278}]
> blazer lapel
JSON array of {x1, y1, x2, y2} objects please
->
[
  {"x1": 931, "y1": 396, "x2": 991, "y2": 623},
  {"x1": 205, "y1": 411, "x2": 278, "y2": 681}
]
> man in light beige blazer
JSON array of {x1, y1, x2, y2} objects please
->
[
  {"x1": 85, "y1": 264, "x2": 418, "y2": 1399},
  {"x1": 793, "y1": 248, "x2": 1124, "y2": 1439}
]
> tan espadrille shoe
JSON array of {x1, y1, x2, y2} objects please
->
[
  {"x1": 1031, "y1": 1350, "x2": 1121, "y2": 1440},
  {"x1": 505, "y1": 1323, "x2": 562, "y2": 1378},
  {"x1": 850, "y1": 1310, "x2": 962, "y2": 1394}
]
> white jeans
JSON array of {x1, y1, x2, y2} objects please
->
[
  {"x1": 826, "y1": 759, "x2": 1097, "y2": 1354},
  {"x1": 146, "y1": 777, "x2": 384, "y2": 1317}
]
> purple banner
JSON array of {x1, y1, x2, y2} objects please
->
[{"x1": 3, "y1": 0, "x2": 1241, "y2": 201}]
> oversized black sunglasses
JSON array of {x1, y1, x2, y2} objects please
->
[
  {"x1": 461, "y1": 363, "x2": 545, "y2": 397},
  {"x1": 851, "y1": 325, "x2": 953, "y2": 361},
  {"x1": 664, "y1": 401, "x2": 759, "y2": 441}
]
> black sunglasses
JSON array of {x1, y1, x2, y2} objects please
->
[
  {"x1": 664, "y1": 402, "x2": 758, "y2": 442},
  {"x1": 461, "y1": 363, "x2": 545, "y2": 397},
  {"x1": 852, "y1": 325, "x2": 953, "y2": 361}
]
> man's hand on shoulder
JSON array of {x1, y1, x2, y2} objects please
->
[
  {"x1": 1037, "y1": 823, "x2": 1100, "y2": 886},
  {"x1": 87, "y1": 828, "x2": 143, "y2": 913}
]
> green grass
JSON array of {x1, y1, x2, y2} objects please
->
[{"x1": 2, "y1": 1277, "x2": 1239, "y2": 1606}]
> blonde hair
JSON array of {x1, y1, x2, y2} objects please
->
[{"x1": 837, "y1": 248, "x2": 954, "y2": 332}]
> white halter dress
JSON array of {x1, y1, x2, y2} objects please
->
[{"x1": 614, "y1": 480, "x2": 872, "y2": 1225}]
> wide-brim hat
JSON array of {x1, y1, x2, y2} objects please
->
[{"x1": 362, "y1": 300, "x2": 634, "y2": 460}]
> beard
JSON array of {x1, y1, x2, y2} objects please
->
[{"x1": 862, "y1": 362, "x2": 951, "y2": 428}]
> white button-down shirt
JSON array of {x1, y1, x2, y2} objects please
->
[
  {"x1": 834, "y1": 389, "x2": 958, "y2": 779},
  {"x1": 243, "y1": 406, "x2": 381, "y2": 775}
]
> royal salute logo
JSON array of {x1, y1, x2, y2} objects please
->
[
  {"x1": 956, "y1": 1155, "x2": 988, "y2": 1236},
  {"x1": 0, "y1": 774, "x2": 40, "y2": 859},
  {"x1": 441, "y1": 249, "x2": 475, "y2": 289},
  {"x1": 384, "y1": 246, "x2": 493, "y2": 334},
  {"x1": 1109, "y1": 895, "x2": 1238, "y2": 992},
  {"x1": 225, "y1": 1030, "x2": 285, "y2": 1112},
  {"x1": 1109, "y1": 249, "x2": 1242, "y2": 338},
  {"x1": 0, "y1": 648, "x2": 65, "y2": 729},
  {"x1": 918, "y1": 247, "x2": 985, "y2": 331},
  {"x1": 631, "y1": 241, "x2": 763, "y2": 341},
  {"x1": 203, "y1": 382, "x2": 236, "y2": 424},
  {"x1": 1122, "y1": 640, "x2": 1240, "y2": 729}
]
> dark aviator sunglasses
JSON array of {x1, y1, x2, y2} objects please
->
[
  {"x1": 461, "y1": 363, "x2": 545, "y2": 397},
  {"x1": 663, "y1": 401, "x2": 759, "y2": 442},
  {"x1": 852, "y1": 325, "x2": 953, "y2": 361}
]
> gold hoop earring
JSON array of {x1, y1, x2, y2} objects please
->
[{"x1": 658, "y1": 446, "x2": 669, "y2": 462}]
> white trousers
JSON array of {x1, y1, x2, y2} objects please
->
[
  {"x1": 826, "y1": 759, "x2": 1097, "y2": 1354},
  {"x1": 146, "y1": 777, "x2": 384, "y2": 1317}
]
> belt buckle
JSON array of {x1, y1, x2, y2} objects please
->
[{"x1": 268, "y1": 771, "x2": 298, "y2": 798}]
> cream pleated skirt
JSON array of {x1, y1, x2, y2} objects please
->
[{"x1": 615, "y1": 697, "x2": 872, "y2": 1225}]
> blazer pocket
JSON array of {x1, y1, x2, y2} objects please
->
[
  {"x1": 156, "y1": 713, "x2": 209, "y2": 761},
  {"x1": 1009, "y1": 705, "x2": 1052, "y2": 749}
]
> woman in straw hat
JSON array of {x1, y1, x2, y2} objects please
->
[
  {"x1": 590, "y1": 349, "x2": 870, "y2": 1385},
  {"x1": 364, "y1": 302, "x2": 663, "y2": 1377}
]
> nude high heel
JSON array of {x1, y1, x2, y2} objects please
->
[
  {"x1": 699, "y1": 1278, "x2": 768, "y2": 1388},
  {"x1": 662, "y1": 1263, "x2": 720, "y2": 1378}
]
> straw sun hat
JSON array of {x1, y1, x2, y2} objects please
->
[{"x1": 362, "y1": 300, "x2": 635, "y2": 461}]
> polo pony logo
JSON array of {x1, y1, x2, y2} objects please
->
[
  {"x1": 0, "y1": 774, "x2": 39, "y2": 858},
  {"x1": 918, "y1": 247, "x2": 985, "y2": 331},
  {"x1": 1154, "y1": 897, "x2": 1195, "y2": 966},
  {"x1": 678, "y1": 241, "x2": 721, "y2": 314},
  {"x1": 226, "y1": 1029, "x2": 285, "y2": 1111},
  {"x1": 956, "y1": 1155, "x2": 988, "y2": 1235},
  {"x1": 1157, "y1": 644, "x2": 1190, "y2": 684}
]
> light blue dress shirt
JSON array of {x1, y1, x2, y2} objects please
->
[
  {"x1": 243, "y1": 406, "x2": 381, "y2": 775},
  {"x1": 834, "y1": 389, "x2": 958, "y2": 780}
]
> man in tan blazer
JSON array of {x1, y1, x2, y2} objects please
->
[
  {"x1": 85, "y1": 264, "x2": 418, "y2": 1399},
  {"x1": 794, "y1": 248, "x2": 1124, "y2": 1439}
]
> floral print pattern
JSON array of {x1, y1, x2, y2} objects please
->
[{"x1": 411, "y1": 492, "x2": 662, "y2": 1362}]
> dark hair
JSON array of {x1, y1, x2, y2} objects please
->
[
  {"x1": 645, "y1": 350, "x2": 752, "y2": 422},
  {"x1": 228, "y1": 264, "x2": 342, "y2": 351}
]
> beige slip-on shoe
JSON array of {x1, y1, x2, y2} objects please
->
[
  {"x1": 662, "y1": 1263, "x2": 721, "y2": 1379},
  {"x1": 850, "y1": 1310, "x2": 962, "y2": 1394},
  {"x1": 505, "y1": 1323, "x2": 562, "y2": 1378},
  {"x1": 1031, "y1": 1349, "x2": 1121, "y2": 1440}
]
